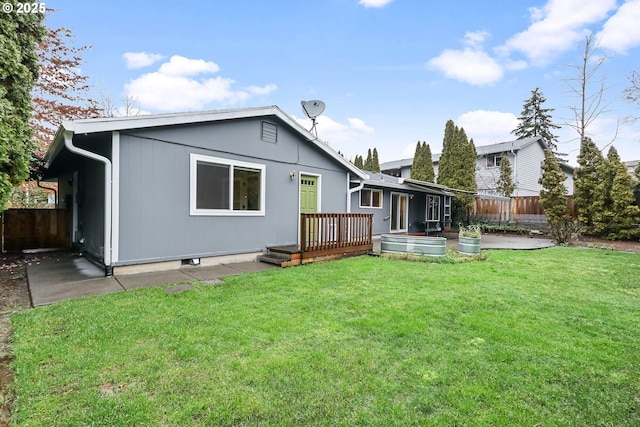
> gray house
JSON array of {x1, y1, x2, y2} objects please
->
[
  {"x1": 381, "y1": 137, "x2": 575, "y2": 196},
  {"x1": 351, "y1": 172, "x2": 454, "y2": 234},
  {"x1": 44, "y1": 106, "x2": 368, "y2": 274}
]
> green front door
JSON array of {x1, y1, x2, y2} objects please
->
[
  {"x1": 300, "y1": 175, "x2": 318, "y2": 246},
  {"x1": 300, "y1": 175, "x2": 318, "y2": 213}
]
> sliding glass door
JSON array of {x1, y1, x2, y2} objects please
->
[{"x1": 390, "y1": 193, "x2": 408, "y2": 232}]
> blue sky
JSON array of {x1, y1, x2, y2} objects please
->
[{"x1": 46, "y1": 0, "x2": 640, "y2": 165}]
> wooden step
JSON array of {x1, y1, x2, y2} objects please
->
[{"x1": 257, "y1": 255, "x2": 287, "y2": 266}]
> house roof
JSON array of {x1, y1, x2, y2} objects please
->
[
  {"x1": 379, "y1": 158, "x2": 413, "y2": 171},
  {"x1": 625, "y1": 160, "x2": 639, "y2": 169},
  {"x1": 474, "y1": 136, "x2": 544, "y2": 156},
  {"x1": 380, "y1": 136, "x2": 575, "y2": 171},
  {"x1": 379, "y1": 137, "x2": 546, "y2": 171},
  {"x1": 45, "y1": 105, "x2": 367, "y2": 179},
  {"x1": 361, "y1": 171, "x2": 467, "y2": 196}
]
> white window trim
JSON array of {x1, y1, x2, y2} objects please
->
[
  {"x1": 426, "y1": 195, "x2": 441, "y2": 222},
  {"x1": 390, "y1": 192, "x2": 409, "y2": 233},
  {"x1": 359, "y1": 188, "x2": 383, "y2": 209},
  {"x1": 190, "y1": 153, "x2": 266, "y2": 216},
  {"x1": 486, "y1": 154, "x2": 504, "y2": 168}
]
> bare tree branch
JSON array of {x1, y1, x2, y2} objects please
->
[{"x1": 562, "y1": 33, "x2": 616, "y2": 146}]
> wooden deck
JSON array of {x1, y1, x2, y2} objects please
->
[{"x1": 259, "y1": 213, "x2": 374, "y2": 267}]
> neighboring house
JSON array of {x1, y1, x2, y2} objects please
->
[
  {"x1": 351, "y1": 172, "x2": 454, "y2": 234},
  {"x1": 43, "y1": 106, "x2": 369, "y2": 275},
  {"x1": 381, "y1": 137, "x2": 575, "y2": 196},
  {"x1": 625, "y1": 160, "x2": 639, "y2": 175}
]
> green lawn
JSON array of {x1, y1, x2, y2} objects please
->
[{"x1": 10, "y1": 247, "x2": 640, "y2": 426}]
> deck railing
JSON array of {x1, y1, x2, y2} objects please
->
[{"x1": 300, "y1": 213, "x2": 373, "y2": 254}]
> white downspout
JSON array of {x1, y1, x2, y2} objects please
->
[
  {"x1": 346, "y1": 172, "x2": 366, "y2": 213},
  {"x1": 63, "y1": 131, "x2": 112, "y2": 270}
]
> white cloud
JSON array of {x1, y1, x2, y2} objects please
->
[
  {"x1": 124, "y1": 56, "x2": 276, "y2": 112},
  {"x1": 122, "y1": 52, "x2": 165, "y2": 69},
  {"x1": 428, "y1": 48, "x2": 503, "y2": 86},
  {"x1": 293, "y1": 115, "x2": 375, "y2": 160},
  {"x1": 497, "y1": 0, "x2": 617, "y2": 65},
  {"x1": 244, "y1": 83, "x2": 278, "y2": 95},
  {"x1": 158, "y1": 55, "x2": 220, "y2": 76},
  {"x1": 597, "y1": 0, "x2": 640, "y2": 53},
  {"x1": 347, "y1": 117, "x2": 374, "y2": 134},
  {"x1": 456, "y1": 110, "x2": 519, "y2": 146},
  {"x1": 463, "y1": 30, "x2": 490, "y2": 49},
  {"x1": 358, "y1": 0, "x2": 392, "y2": 8}
]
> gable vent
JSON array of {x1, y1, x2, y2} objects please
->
[{"x1": 261, "y1": 121, "x2": 278, "y2": 143}]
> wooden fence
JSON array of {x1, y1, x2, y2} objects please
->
[
  {"x1": 1, "y1": 209, "x2": 71, "y2": 251},
  {"x1": 472, "y1": 196, "x2": 577, "y2": 224}
]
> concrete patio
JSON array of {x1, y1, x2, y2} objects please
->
[{"x1": 26, "y1": 252, "x2": 276, "y2": 307}]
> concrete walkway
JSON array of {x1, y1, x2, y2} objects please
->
[
  {"x1": 26, "y1": 252, "x2": 276, "y2": 307},
  {"x1": 27, "y1": 233, "x2": 554, "y2": 307}
]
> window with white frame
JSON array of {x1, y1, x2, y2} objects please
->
[
  {"x1": 190, "y1": 153, "x2": 265, "y2": 216},
  {"x1": 486, "y1": 154, "x2": 504, "y2": 168},
  {"x1": 360, "y1": 188, "x2": 382, "y2": 208},
  {"x1": 427, "y1": 195, "x2": 440, "y2": 222}
]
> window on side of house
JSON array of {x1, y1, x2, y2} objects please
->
[
  {"x1": 427, "y1": 195, "x2": 440, "y2": 222},
  {"x1": 487, "y1": 154, "x2": 504, "y2": 168},
  {"x1": 359, "y1": 188, "x2": 383, "y2": 208},
  {"x1": 190, "y1": 153, "x2": 265, "y2": 216}
]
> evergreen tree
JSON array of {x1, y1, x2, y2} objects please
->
[
  {"x1": 410, "y1": 142, "x2": 435, "y2": 182},
  {"x1": 0, "y1": 6, "x2": 45, "y2": 210},
  {"x1": 512, "y1": 87, "x2": 561, "y2": 157},
  {"x1": 363, "y1": 149, "x2": 373, "y2": 171},
  {"x1": 410, "y1": 141, "x2": 425, "y2": 180},
  {"x1": 437, "y1": 120, "x2": 456, "y2": 184},
  {"x1": 608, "y1": 160, "x2": 640, "y2": 239},
  {"x1": 632, "y1": 163, "x2": 640, "y2": 206},
  {"x1": 496, "y1": 156, "x2": 515, "y2": 197},
  {"x1": 591, "y1": 147, "x2": 619, "y2": 234},
  {"x1": 438, "y1": 121, "x2": 477, "y2": 221},
  {"x1": 595, "y1": 147, "x2": 640, "y2": 239},
  {"x1": 423, "y1": 142, "x2": 435, "y2": 183},
  {"x1": 573, "y1": 137, "x2": 605, "y2": 230},
  {"x1": 371, "y1": 148, "x2": 380, "y2": 172},
  {"x1": 539, "y1": 150, "x2": 568, "y2": 224},
  {"x1": 354, "y1": 155, "x2": 364, "y2": 169}
]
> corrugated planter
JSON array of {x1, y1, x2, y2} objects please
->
[
  {"x1": 458, "y1": 224, "x2": 482, "y2": 256},
  {"x1": 458, "y1": 236, "x2": 481, "y2": 255},
  {"x1": 381, "y1": 234, "x2": 447, "y2": 257}
]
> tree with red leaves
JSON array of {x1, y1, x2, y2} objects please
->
[{"x1": 11, "y1": 23, "x2": 101, "y2": 207}]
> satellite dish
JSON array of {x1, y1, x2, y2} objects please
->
[
  {"x1": 301, "y1": 100, "x2": 326, "y2": 119},
  {"x1": 301, "y1": 100, "x2": 326, "y2": 136}
]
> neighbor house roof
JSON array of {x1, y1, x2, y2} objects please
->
[
  {"x1": 45, "y1": 105, "x2": 367, "y2": 179},
  {"x1": 379, "y1": 158, "x2": 413, "y2": 171},
  {"x1": 381, "y1": 136, "x2": 574, "y2": 172},
  {"x1": 625, "y1": 160, "x2": 639, "y2": 171},
  {"x1": 379, "y1": 137, "x2": 546, "y2": 171}
]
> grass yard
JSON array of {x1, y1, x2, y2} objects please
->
[{"x1": 10, "y1": 247, "x2": 640, "y2": 426}]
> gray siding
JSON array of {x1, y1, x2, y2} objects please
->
[
  {"x1": 563, "y1": 168, "x2": 574, "y2": 195},
  {"x1": 514, "y1": 143, "x2": 544, "y2": 196},
  {"x1": 475, "y1": 152, "x2": 516, "y2": 196},
  {"x1": 350, "y1": 188, "x2": 390, "y2": 235},
  {"x1": 116, "y1": 117, "x2": 349, "y2": 265},
  {"x1": 77, "y1": 157, "x2": 105, "y2": 259},
  {"x1": 350, "y1": 186, "x2": 436, "y2": 235}
]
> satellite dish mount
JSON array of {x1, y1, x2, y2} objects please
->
[{"x1": 301, "y1": 100, "x2": 326, "y2": 136}]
